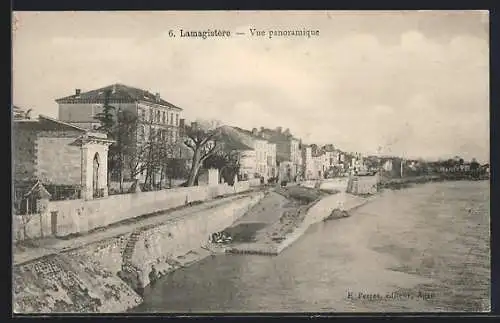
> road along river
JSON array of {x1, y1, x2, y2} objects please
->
[{"x1": 130, "y1": 180, "x2": 490, "y2": 313}]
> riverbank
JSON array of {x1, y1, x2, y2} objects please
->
[
  {"x1": 377, "y1": 174, "x2": 489, "y2": 191},
  {"x1": 216, "y1": 186, "x2": 373, "y2": 256},
  {"x1": 13, "y1": 192, "x2": 265, "y2": 313},
  {"x1": 131, "y1": 180, "x2": 490, "y2": 313}
]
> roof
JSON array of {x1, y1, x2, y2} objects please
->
[
  {"x1": 55, "y1": 83, "x2": 182, "y2": 111},
  {"x1": 13, "y1": 114, "x2": 88, "y2": 132},
  {"x1": 218, "y1": 126, "x2": 255, "y2": 151},
  {"x1": 24, "y1": 180, "x2": 52, "y2": 199},
  {"x1": 259, "y1": 127, "x2": 299, "y2": 143},
  {"x1": 13, "y1": 115, "x2": 113, "y2": 144},
  {"x1": 231, "y1": 126, "x2": 269, "y2": 141}
]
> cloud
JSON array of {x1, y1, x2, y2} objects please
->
[{"x1": 12, "y1": 12, "x2": 489, "y2": 162}]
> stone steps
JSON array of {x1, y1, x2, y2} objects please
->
[{"x1": 122, "y1": 231, "x2": 142, "y2": 268}]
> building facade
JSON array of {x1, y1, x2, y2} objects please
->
[
  {"x1": 219, "y1": 126, "x2": 277, "y2": 182},
  {"x1": 301, "y1": 146, "x2": 314, "y2": 179},
  {"x1": 55, "y1": 84, "x2": 184, "y2": 182},
  {"x1": 13, "y1": 115, "x2": 113, "y2": 208},
  {"x1": 256, "y1": 127, "x2": 302, "y2": 180},
  {"x1": 56, "y1": 84, "x2": 183, "y2": 142}
]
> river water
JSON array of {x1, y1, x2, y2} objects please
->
[{"x1": 131, "y1": 180, "x2": 490, "y2": 313}]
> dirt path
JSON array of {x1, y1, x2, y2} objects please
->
[{"x1": 13, "y1": 193, "x2": 258, "y2": 266}]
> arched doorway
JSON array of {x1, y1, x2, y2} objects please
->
[{"x1": 93, "y1": 153, "x2": 100, "y2": 198}]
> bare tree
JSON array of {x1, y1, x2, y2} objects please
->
[
  {"x1": 136, "y1": 121, "x2": 182, "y2": 191},
  {"x1": 183, "y1": 120, "x2": 222, "y2": 187}
]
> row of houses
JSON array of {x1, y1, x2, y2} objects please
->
[{"x1": 12, "y1": 83, "x2": 374, "y2": 213}]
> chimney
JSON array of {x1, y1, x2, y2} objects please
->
[
  {"x1": 155, "y1": 92, "x2": 160, "y2": 102},
  {"x1": 112, "y1": 84, "x2": 117, "y2": 94},
  {"x1": 284, "y1": 128, "x2": 290, "y2": 136},
  {"x1": 276, "y1": 126, "x2": 282, "y2": 133},
  {"x1": 75, "y1": 89, "x2": 81, "y2": 96},
  {"x1": 252, "y1": 128, "x2": 258, "y2": 136}
]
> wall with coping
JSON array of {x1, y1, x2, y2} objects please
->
[
  {"x1": 13, "y1": 181, "x2": 253, "y2": 241},
  {"x1": 346, "y1": 175, "x2": 379, "y2": 195},
  {"x1": 320, "y1": 178, "x2": 349, "y2": 192},
  {"x1": 13, "y1": 192, "x2": 264, "y2": 313},
  {"x1": 127, "y1": 193, "x2": 264, "y2": 287}
]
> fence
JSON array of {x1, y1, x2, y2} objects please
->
[{"x1": 13, "y1": 181, "x2": 252, "y2": 242}]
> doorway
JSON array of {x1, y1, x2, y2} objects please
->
[{"x1": 93, "y1": 153, "x2": 100, "y2": 198}]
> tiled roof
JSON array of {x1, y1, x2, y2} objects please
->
[
  {"x1": 55, "y1": 83, "x2": 182, "y2": 110},
  {"x1": 258, "y1": 127, "x2": 300, "y2": 143},
  {"x1": 231, "y1": 126, "x2": 267, "y2": 141},
  {"x1": 218, "y1": 126, "x2": 255, "y2": 151},
  {"x1": 13, "y1": 114, "x2": 88, "y2": 132}
]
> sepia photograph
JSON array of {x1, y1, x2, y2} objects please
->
[{"x1": 12, "y1": 10, "x2": 490, "y2": 313}]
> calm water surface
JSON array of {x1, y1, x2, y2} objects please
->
[{"x1": 132, "y1": 181, "x2": 490, "y2": 312}]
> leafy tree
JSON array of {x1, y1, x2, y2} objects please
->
[
  {"x1": 94, "y1": 89, "x2": 115, "y2": 134},
  {"x1": 183, "y1": 121, "x2": 221, "y2": 187},
  {"x1": 203, "y1": 149, "x2": 240, "y2": 185}
]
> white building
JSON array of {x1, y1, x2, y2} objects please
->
[
  {"x1": 219, "y1": 126, "x2": 277, "y2": 182},
  {"x1": 302, "y1": 146, "x2": 314, "y2": 179},
  {"x1": 266, "y1": 143, "x2": 277, "y2": 178}
]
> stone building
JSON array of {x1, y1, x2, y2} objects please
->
[
  {"x1": 13, "y1": 115, "x2": 114, "y2": 208},
  {"x1": 255, "y1": 127, "x2": 302, "y2": 180},
  {"x1": 218, "y1": 125, "x2": 276, "y2": 181},
  {"x1": 55, "y1": 83, "x2": 185, "y2": 183}
]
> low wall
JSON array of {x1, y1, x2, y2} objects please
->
[
  {"x1": 234, "y1": 181, "x2": 250, "y2": 193},
  {"x1": 248, "y1": 178, "x2": 261, "y2": 187},
  {"x1": 13, "y1": 192, "x2": 265, "y2": 313},
  {"x1": 320, "y1": 178, "x2": 349, "y2": 192},
  {"x1": 346, "y1": 175, "x2": 378, "y2": 195},
  {"x1": 14, "y1": 182, "x2": 253, "y2": 241},
  {"x1": 13, "y1": 213, "x2": 52, "y2": 242}
]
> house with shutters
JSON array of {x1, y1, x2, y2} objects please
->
[{"x1": 55, "y1": 83, "x2": 188, "y2": 184}]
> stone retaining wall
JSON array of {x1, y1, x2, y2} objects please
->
[
  {"x1": 13, "y1": 192, "x2": 264, "y2": 313},
  {"x1": 14, "y1": 181, "x2": 253, "y2": 241}
]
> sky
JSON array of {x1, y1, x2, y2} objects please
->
[{"x1": 12, "y1": 11, "x2": 489, "y2": 162}]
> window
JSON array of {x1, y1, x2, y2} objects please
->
[
  {"x1": 140, "y1": 126, "x2": 145, "y2": 141},
  {"x1": 156, "y1": 110, "x2": 161, "y2": 123},
  {"x1": 140, "y1": 109, "x2": 146, "y2": 121},
  {"x1": 149, "y1": 109, "x2": 153, "y2": 122},
  {"x1": 176, "y1": 113, "x2": 179, "y2": 126},
  {"x1": 162, "y1": 111, "x2": 166, "y2": 124},
  {"x1": 166, "y1": 111, "x2": 169, "y2": 124},
  {"x1": 170, "y1": 113, "x2": 174, "y2": 125},
  {"x1": 151, "y1": 128, "x2": 156, "y2": 140}
]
